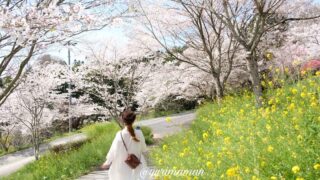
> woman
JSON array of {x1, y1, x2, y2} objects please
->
[{"x1": 101, "y1": 109, "x2": 148, "y2": 180}]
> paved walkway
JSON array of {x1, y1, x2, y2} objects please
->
[
  {"x1": 78, "y1": 112, "x2": 196, "y2": 180},
  {"x1": 0, "y1": 133, "x2": 87, "y2": 177}
]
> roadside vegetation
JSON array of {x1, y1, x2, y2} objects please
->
[
  {"x1": 4, "y1": 121, "x2": 155, "y2": 180},
  {"x1": 150, "y1": 75, "x2": 320, "y2": 179},
  {"x1": 4, "y1": 122, "x2": 120, "y2": 180}
]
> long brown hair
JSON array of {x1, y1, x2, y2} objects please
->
[{"x1": 121, "y1": 109, "x2": 139, "y2": 142}]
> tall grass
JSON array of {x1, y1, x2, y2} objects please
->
[
  {"x1": 150, "y1": 76, "x2": 320, "y2": 179},
  {"x1": 4, "y1": 122, "x2": 120, "y2": 180}
]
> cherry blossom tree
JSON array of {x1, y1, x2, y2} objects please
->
[
  {"x1": 73, "y1": 44, "x2": 156, "y2": 127},
  {"x1": 135, "y1": 55, "x2": 214, "y2": 110},
  {"x1": 3, "y1": 58, "x2": 68, "y2": 160},
  {"x1": 134, "y1": 0, "x2": 240, "y2": 100},
  {"x1": 0, "y1": 0, "x2": 131, "y2": 106},
  {"x1": 202, "y1": 0, "x2": 320, "y2": 106},
  {"x1": 270, "y1": 5, "x2": 320, "y2": 71}
]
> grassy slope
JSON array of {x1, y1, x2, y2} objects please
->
[
  {"x1": 4, "y1": 122, "x2": 120, "y2": 180},
  {"x1": 150, "y1": 77, "x2": 320, "y2": 179}
]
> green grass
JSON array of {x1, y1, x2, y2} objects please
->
[
  {"x1": 150, "y1": 76, "x2": 320, "y2": 179},
  {"x1": 4, "y1": 122, "x2": 120, "y2": 180}
]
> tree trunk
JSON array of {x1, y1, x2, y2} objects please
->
[
  {"x1": 246, "y1": 52, "x2": 263, "y2": 107},
  {"x1": 33, "y1": 140, "x2": 40, "y2": 160},
  {"x1": 32, "y1": 131, "x2": 40, "y2": 160},
  {"x1": 34, "y1": 145, "x2": 39, "y2": 160},
  {"x1": 213, "y1": 76, "x2": 224, "y2": 102},
  {"x1": 0, "y1": 143, "x2": 9, "y2": 152},
  {"x1": 209, "y1": 84, "x2": 216, "y2": 101}
]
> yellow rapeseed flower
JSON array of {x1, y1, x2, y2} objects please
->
[
  {"x1": 162, "y1": 144, "x2": 168, "y2": 151},
  {"x1": 285, "y1": 68, "x2": 289, "y2": 73},
  {"x1": 202, "y1": 132, "x2": 208, "y2": 140},
  {"x1": 267, "y1": 145, "x2": 274, "y2": 153},
  {"x1": 288, "y1": 103, "x2": 295, "y2": 110},
  {"x1": 291, "y1": 88, "x2": 298, "y2": 95},
  {"x1": 165, "y1": 117, "x2": 172, "y2": 123},
  {"x1": 226, "y1": 166, "x2": 238, "y2": 177},
  {"x1": 206, "y1": 161, "x2": 213, "y2": 169},
  {"x1": 179, "y1": 152, "x2": 185, "y2": 157},
  {"x1": 266, "y1": 124, "x2": 272, "y2": 132},
  {"x1": 314, "y1": 163, "x2": 320, "y2": 170},
  {"x1": 292, "y1": 165, "x2": 300, "y2": 174},
  {"x1": 300, "y1": 92, "x2": 306, "y2": 98},
  {"x1": 224, "y1": 137, "x2": 231, "y2": 145},
  {"x1": 266, "y1": 52, "x2": 273, "y2": 60},
  {"x1": 270, "y1": 176, "x2": 277, "y2": 180},
  {"x1": 316, "y1": 71, "x2": 320, "y2": 76},
  {"x1": 296, "y1": 178, "x2": 304, "y2": 180},
  {"x1": 245, "y1": 167, "x2": 250, "y2": 173},
  {"x1": 216, "y1": 129, "x2": 223, "y2": 136}
]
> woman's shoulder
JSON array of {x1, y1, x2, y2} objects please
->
[{"x1": 115, "y1": 130, "x2": 123, "y2": 138}]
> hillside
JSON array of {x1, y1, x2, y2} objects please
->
[{"x1": 150, "y1": 76, "x2": 320, "y2": 179}]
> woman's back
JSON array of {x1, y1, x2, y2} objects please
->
[
  {"x1": 120, "y1": 127, "x2": 147, "y2": 157},
  {"x1": 105, "y1": 127, "x2": 148, "y2": 180}
]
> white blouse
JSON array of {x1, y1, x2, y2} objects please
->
[{"x1": 104, "y1": 127, "x2": 149, "y2": 180}]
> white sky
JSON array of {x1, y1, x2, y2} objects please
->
[{"x1": 46, "y1": 26, "x2": 129, "y2": 63}]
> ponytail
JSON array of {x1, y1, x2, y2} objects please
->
[
  {"x1": 127, "y1": 124, "x2": 140, "y2": 142},
  {"x1": 121, "y1": 109, "x2": 139, "y2": 142}
]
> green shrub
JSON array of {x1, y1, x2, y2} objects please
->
[
  {"x1": 154, "y1": 95, "x2": 197, "y2": 115},
  {"x1": 139, "y1": 126, "x2": 154, "y2": 145},
  {"x1": 49, "y1": 139, "x2": 90, "y2": 154}
]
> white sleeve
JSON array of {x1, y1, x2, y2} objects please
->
[
  {"x1": 105, "y1": 131, "x2": 119, "y2": 165},
  {"x1": 138, "y1": 130, "x2": 148, "y2": 153}
]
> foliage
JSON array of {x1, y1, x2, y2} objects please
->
[
  {"x1": 150, "y1": 76, "x2": 320, "y2": 179},
  {"x1": 83, "y1": 72, "x2": 139, "y2": 111},
  {"x1": 139, "y1": 126, "x2": 154, "y2": 145},
  {"x1": 154, "y1": 95, "x2": 198, "y2": 114}
]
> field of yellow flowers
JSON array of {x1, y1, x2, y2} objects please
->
[{"x1": 150, "y1": 76, "x2": 320, "y2": 180}]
